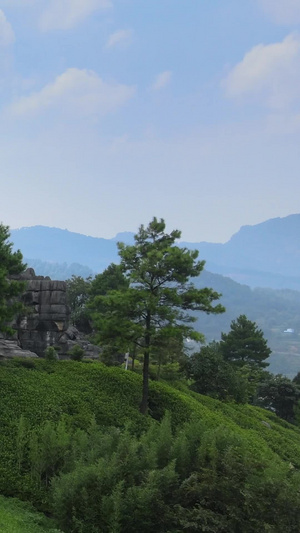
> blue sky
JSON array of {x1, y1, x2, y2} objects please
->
[{"x1": 1, "y1": 0, "x2": 300, "y2": 242}]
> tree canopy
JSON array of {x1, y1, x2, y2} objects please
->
[
  {"x1": 90, "y1": 217, "x2": 225, "y2": 413},
  {"x1": 220, "y1": 314, "x2": 271, "y2": 370},
  {"x1": 0, "y1": 224, "x2": 26, "y2": 334},
  {"x1": 185, "y1": 342, "x2": 248, "y2": 403}
]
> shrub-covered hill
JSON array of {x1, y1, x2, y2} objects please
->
[
  {"x1": 0, "y1": 496, "x2": 60, "y2": 532},
  {"x1": 1, "y1": 359, "x2": 300, "y2": 532}
]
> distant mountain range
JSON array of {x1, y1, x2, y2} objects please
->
[
  {"x1": 9, "y1": 215, "x2": 300, "y2": 377},
  {"x1": 11, "y1": 214, "x2": 300, "y2": 290},
  {"x1": 181, "y1": 214, "x2": 300, "y2": 290}
]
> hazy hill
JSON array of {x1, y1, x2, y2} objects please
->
[
  {"x1": 181, "y1": 214, "x2": 300, "y2": 290},
  {"x1": 193, "y1": 270, "x2": 300, "y2": 377},
  {"x1": 10, "y1": 226, "x2": 121, "y2": 273},
  {"x1": 11, "y1": 214, "x2": 300, "y2": 290}
]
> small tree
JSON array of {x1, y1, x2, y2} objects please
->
[
  {"x1": 257, "y1": 374, "x2": 300, "y2": 423},
  {"x1": 89, "y1": 263, "x2": 134, "y2": 365},
  {"x1": 91, "y1": 217, "x2": 225, "y2": 414},
  {"x1": 89, "y1": 263, "x2": 129, "y2": 297},
  {"x1": 0, "y1": 224, "x2": 26, "y2": 334},
  {"x1": 66, "y1": 275, "x2": 92, "y2": 331},
  {"x1": 44, "y1": 346, "x2": 59, "y2": 361},
  {"x1": 184, "y1": 342, "x2": 248, "y2": 403},
  {"x1": 69, "y1": 344, "x2": 84, "y2": 361},
  {"x1": 220, "y1": 315, "x2": 271, "y2": 370}
]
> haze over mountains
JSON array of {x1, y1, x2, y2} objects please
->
[{"x1": 11, "y1": 214, "x2": 300, "y2": 291}]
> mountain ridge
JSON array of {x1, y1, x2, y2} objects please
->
[{"x1": 11, "y1": 214, "x2": 300, "y2": 290}]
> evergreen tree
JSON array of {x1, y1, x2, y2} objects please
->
[
  {"x1": 257, "y1": 374, "x2": 300, "y2": 423},
  {"x1": 89, "y1": 264, "x2": 134, "y2": 365},
  {"x1": 0, "y1": 224, "x2": 26, "y2": 334},
  {"x1": 220, "y1": 314, "x2": 271, "y2": 369},
  {"x1": 185, "y1": 342, "x2": 248, "y2": 402},
  {"x1": 66, "y1": 275, "x2": 92, "y2": 331},
  {"x1": 89, "y1": 263, "x2": 129, "y2": 297},
  {"x1": 90, "y1": 217, "x2": 224, "y2": 414}
]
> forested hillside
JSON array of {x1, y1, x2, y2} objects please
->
[
  {"x1": 194, "y1": 271, "x2": 300, "y2": 377},
  {"x1": 0, "y1": 358, "x2": 300, "y2": 532}
]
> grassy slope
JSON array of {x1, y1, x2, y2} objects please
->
[
  {"x1": 0, "y1": 359, "x2": 299, "y2": 468},
  {"x1": 0, "y1": 496, "x2": 60, "y2": 532},
  {"x1": 0, "y1": 358, "x2": 300, "y2": 530}
]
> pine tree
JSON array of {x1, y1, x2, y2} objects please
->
[
  {"x1": 91, "y1": 217, "x2": 224, "y2": 414},
  {"x1": 220, "y1": 314, "x2": 271, "y2": 369},
  {"x1": 0, "y1": 224, "x2": 26, "y2": 334}
]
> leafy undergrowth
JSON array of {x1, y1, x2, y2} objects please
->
[
  {"x1": 0, "y1": 495, "x2": 61, "y2": 532},
  {"x1": 0, "y1": 358, "x2": 299, "y2": 466},
  {"x1": 0, "y1": 357, "x2": 300, "y2": 531}
]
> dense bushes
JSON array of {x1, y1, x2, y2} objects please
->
[
  {"x1": 0, "y1": 359, "x2": 300, "y2": 531},
  {"x1": 46, "y1": 415, "x2": 300, "y2": 531}
]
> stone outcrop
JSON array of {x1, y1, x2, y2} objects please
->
[
  {"x1": 59, "y1": 326, "x2": 101, "y2": 360},
  {"x1": 0, "y1": 337, "x2": 38, "y2": 359},
  {"x1": 0, "y1": 268, "x2": 101, "y2": 360},
  {"x1": 16, "y1": 268, "x2": 70, "y2": 357}
]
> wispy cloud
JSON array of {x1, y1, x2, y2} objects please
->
[
  {"x1": 105, "y1": 29, "x2": 133, "y2": 49},
  {"x1": 151, "y1": 71, "x2": 172, "y2": 91},
  {"x1": 7, "y1": 68, "x2": 136, "y2": 118},
  {"x1": 39, "y1": 0, "x2": 112, "y2": 31},
  {"x1": 0, "y1": 10, "x2": 15, "y2": 46},
  {"x1": 222, "y1": 34, "x2": 300, "y2": 109},
  {"x1": 259, "y1": 0, "x2": 300, "y2": 25}
]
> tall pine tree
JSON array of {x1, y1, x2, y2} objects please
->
[{"x1": 91, "y1": 217, "x2": 225, "y2": 414}]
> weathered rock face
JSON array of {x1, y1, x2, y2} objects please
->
[
  {"x1": 17, "y1": 269, "x2": 70, "y2": 357},
  {"x1": 59, "y1": 326, "x2": 101, "y2": 360},
  {"x1": 0, "y1": 337, "x2": 38, "y2": 359},
  {"x1": 1, "y1": 268, "x2": 101, "y2": 360}
]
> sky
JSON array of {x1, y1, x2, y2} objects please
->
[{"x1": 1, "y1": 0, "x2": 300, "y2": 243}]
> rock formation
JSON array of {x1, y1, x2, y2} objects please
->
[
  {"x1": 0, "y1": 337, "x2": 38, "y2": 359},
  {"x1": 0, "y1": 268, "x2": 101, "y2": 360},
  {"x1": 16, "y1": 268, "x2": 70, "y2": 356}
]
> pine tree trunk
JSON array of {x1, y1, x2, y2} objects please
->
[
  {"x1": 139, "y1": 348, "x2": 149, "y2": 414},
  {"x1": 131, "y1": 344, "x2": 137, "y2": 371},
  {"x1": 156, "y1": 360, "x2": 161, "y2": 381},
  {"x1": 140, "y1": 313, "x2": 151, "y2": 414}
]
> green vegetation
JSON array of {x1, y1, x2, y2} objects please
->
[
  {"x1": 69, "y1": 344, "x2": 84, "y2": 361},
  {"x1": 0, "y1": 495, "x2": 60, "y2": 532},
  {"x1": 0, "y1": 224, "x2": 26, "y2": 334},
  {"x1": 220, "y1": 314, "x2": 271, "y2": 369},
  {"x1": 193, "y1": 272, "x2": 300, "y2": 376},
  {"x1": 2, "y1": 219, "x2": 300, "y2": 531},
  {"x1": 44, "y1": 346, "x2": 59, "y2": 361},
  {"x1": 0, "y1": 359, "x2": 299, "y2": 531},
  {"x1": 90, "y1": 217, "x2": 224, "y2": 413},
  {"x1": 184, "y1": 342, "x2": 248, "y2": 403}
]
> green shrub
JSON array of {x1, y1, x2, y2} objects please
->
[
  {"x1": 69, "y1": 345, "x2": 85, "y2": 361},
  {"x1": 44, "y1": 347, "x2": 58, "y2": 361}
]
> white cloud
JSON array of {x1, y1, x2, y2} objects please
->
[
  {"x1": 0, "y1": 10, "x2": 15, "y2": 46},
  {"x1": 8, "y1": 68, "x2": 136, "y2": 118},
  {"x1": 105, "y1": 29, "x2": 133, "y2": 49},
  {"x1": 151, "y1": 71, "x2": 172, "y2": 91},
  {"x1": 223, "y1": 34, "x2": 300, "y2": 109},
  {"x1": 259, "y1": 0, "x2": 300, "y2": 25},
  {"x1": 39, "y1": 0, "x2": 112, "y2": 31}
]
